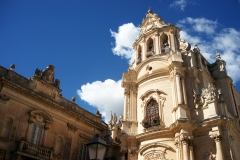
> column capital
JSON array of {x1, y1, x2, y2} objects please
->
[
  {"x1": 210, "y1": 132, "x2": 222, "y2": 142},
  {"x1": 175, "y1": 139, "x2": 180, "y2": 148}
]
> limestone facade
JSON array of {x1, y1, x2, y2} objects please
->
[
  {"x1": 0, "y1": 65, "x2": 108, "y2": 160},
  {"x1": 113, "y1": 9, "x2": 240, "y2": 160}
]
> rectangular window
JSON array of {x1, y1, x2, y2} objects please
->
[
  {"x1": 30, "y1": 124, "x2": 43, "y2": 145},
  {"x1": 79, "y1": 144, "x2": 88, "y2": 160}
]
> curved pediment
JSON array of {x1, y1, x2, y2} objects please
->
[
  {"x1": 30, "y1": 109, "x2": 53, "y2": 124},
  {"x1": 140, "y1": 89, "x2": 165, "y2": 101}
]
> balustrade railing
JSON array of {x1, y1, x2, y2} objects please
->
[{"x1": 18, "y1": 140, "x2": 53, "y2": 159}]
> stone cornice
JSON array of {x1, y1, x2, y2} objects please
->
[{"x1": 0, "y1": 71, "x2": 106, "y2": 131}]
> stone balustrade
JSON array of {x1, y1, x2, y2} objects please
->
[{"x1": 18, "y1": 140, "x2": 53, "y2": 160}]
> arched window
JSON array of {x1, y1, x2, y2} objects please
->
[
  {"x1": 146, "y1": 38, "x2": 154, "y2": 58},
  {"x1": 1, "y1": 117, "x2": 13, "y2": 138},
  {"x1": 142, "y1": 99, "x2": 160, "y2": 128},
  {"x1": 160, "y1": 33, "x2": 169, "y2": 53},
  {"x1": 55, "y1": 136, "x2": 63, "y2": 156}
]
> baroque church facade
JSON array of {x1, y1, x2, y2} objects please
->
[
  {"x1": 108, "y1": 10, "x2": 240, "y2": 160},
  {"x1": 1, "y1": 10, "x2": 240, "y2": 160}
]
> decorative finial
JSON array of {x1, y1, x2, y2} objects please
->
[
  {"x1": 148, "y1": 7, "x2": 153, "y2": 14},
  {"x1": 10, "y1": 64, "x2": 15, "y2": 70},
  {"x1": 72, "y1": 96, "x2": 76, "y2": 103}
]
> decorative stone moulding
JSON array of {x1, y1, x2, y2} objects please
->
[{"x1": 67, "y1": 123, "x2": 78, "y2": 133}]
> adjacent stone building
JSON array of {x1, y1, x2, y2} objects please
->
[
  {"x1": 108, "y1": 10, "x2": 240, "y2": 160},
  {"x1": 0, "y1": 65, "x2": 108, "y2": 160}
]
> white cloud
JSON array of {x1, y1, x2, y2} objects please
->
[
  {"x1": 170, "y1": 0, "x2": 187, "y2": 11},
  {"x1": 110, "y1": 23, "x2": 140, "y2": 64},
  {"x1": 179, "y1": 17, "x2": 240, "y2": 83},
  {"x1": 178, "y1": 17, "x2": 218, "y2": 34},
  {"x1": 77, "y1": 79, "x2": 124, "y2": 123}
]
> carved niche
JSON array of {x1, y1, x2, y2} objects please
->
[
  {"x1": 29, "y1": 110, "x2": 53, "y2": 129},
  {"x1": 140, "y1": 89, "x2": 166, "y2": 130}
]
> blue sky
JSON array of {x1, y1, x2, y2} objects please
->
[{"x1": 1, "y1": 0, "x2": 240, "y2": 122}]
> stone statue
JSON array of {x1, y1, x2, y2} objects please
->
[
  {"x1": 216, "y1": 51, "x2": 222, "y2": 61},
  {"x1": 42, "y1": 65, "x2": 55, "y2": 84},
  {"x1": 34, "y1": 68, "x2": 42, "y2": 77},
  {"x1": 55, "y1": 79, "x2": 60, "y2": 87}
]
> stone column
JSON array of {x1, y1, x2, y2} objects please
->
[
  {"x1": 155, "y1": 32, "x2": 160, "y2": 54},
  {"x1": 181, "y1": 137, "x2": 189, "y2": 160},
  {"x1": 124, "y1": 89, "x2": 130, "y2": 120},
  {"x1": 214, "y1": 135, "x2": 224, "y2": 160},
  {"x1": 170, "y1": 32, "x2": 176, "y2": 52},
  {"x1": 189, "y1": 139, "x2": 194, "y2": 160},
  {"x1": 181, "y1": 76, "x2": 187, "y2": 105},
  {"x1": 142, "y1": 39, "x2": 146, "y2": 61},
  {"x1": 175, "y1": 69, "x2": 183, "y2": 104}
]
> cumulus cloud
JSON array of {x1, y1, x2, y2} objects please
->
[
  {"x1": 170, "y1": 0, "x2": 187, "y2": 11},
  {"x1": 77, "y1": 79, "x2": 124, "y2": 123},
  {"x1": 178, "y1": 17, "x2": 218, "y2": 34},
  {"x1": 110, "y1": 23, "x2": 140, "y2": 64},
  {"x1": 178, "y1": 17, "x2": 240, "y2": 83}
]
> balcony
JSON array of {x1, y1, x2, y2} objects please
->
[{"x1": 17, "y1": 139, "x2": 53, "y2": 160}]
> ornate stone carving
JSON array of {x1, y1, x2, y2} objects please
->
[
  {"x1": 33, "y1": 65, "x2": 60, "y2": 88},
  {"x1": 194, "y1": 83, "x2": 217, "y2": 109},
  {"x1": 0, "y1": 93, "x2": 10, "y2": 103},
  {"x1": 175, "y1": 139, "x2": 180, "y2": 148},
  {"x1": 67, "y1": 123, "x2": 78, "y2": 133},
  {"x1": 193, "y1": 90, "x2": 204, "y2": 109},
  {"x1": 145, "y1": 150, "x2": 167, "y2": 160},
  {"x1": 201, "y1": 83, "x2": 216, "y2": 102},
  {"x1": 141, "y1": 9, "x2": 166, "y2": 34},
  {"x1": 42, "y1": 65, "x2": 55, "y2": 84}
]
